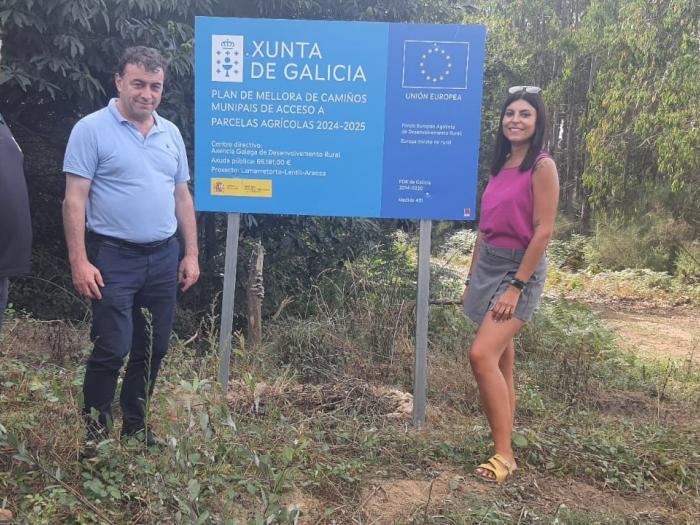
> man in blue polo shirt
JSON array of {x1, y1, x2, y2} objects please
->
[{"x1": 63, "y1": 46, "x2": 199, "y2": 453}]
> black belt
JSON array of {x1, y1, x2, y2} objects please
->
[{"x1": 87, "y1": 231, "x2": 176, "y2": 252}]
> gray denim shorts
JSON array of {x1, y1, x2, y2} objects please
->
[{"x1": 463, "y1": 241, "x2": 547, "y2": 325}]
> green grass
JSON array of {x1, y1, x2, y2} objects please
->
[{"x1": 1, "y1": 258, "x2": 699, "y2": 523}]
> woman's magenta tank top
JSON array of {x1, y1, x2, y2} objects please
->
[{"x1": 478, "y1": 152, "x2": 551, "y2": 249}]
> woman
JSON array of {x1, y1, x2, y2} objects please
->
[{"x1": 462, "y1": 86, "x2": 559, "y2": 483}]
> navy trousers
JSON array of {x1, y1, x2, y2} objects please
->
[{"x1": 83, "y1": 235, "x2": 179, "y2": 433}]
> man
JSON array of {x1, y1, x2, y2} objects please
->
[
  {"x1": 63, "y1": 46, "x2": 199, "y2": 451},
  {"x1": 0, "y1": 111, "x2": 32, "y2": 332}
]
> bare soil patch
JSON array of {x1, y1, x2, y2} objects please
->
[
  {"x1": 523, "y1": 473, "x2": 688, "y2": 522},
  {"x1": 351, "y1": 469, "x2": 678, "y2": 524},
  {"x1": 360, "y1": 472, "x2": 462, "y2": 524},
  {"x1": 592, "y1": 304, "x2": 698, "y2": 362}
]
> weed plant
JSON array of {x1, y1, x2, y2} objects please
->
[
  {"x1": 1, "y1": 241, "x2": 699, "y2": 522},
  {"x1": 547, "y1": 266, "x2": 700, "y2": 305},
  {"x1": 435, "y1": 228, "x2": 478, "y2": 266}
]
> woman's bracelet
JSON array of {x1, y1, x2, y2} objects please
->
[{"x1": 509, "y1": 277, "x2": 526, "y2": 291}]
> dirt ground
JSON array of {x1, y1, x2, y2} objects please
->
[
  {"x1": 4, "y1": 299, "x2": 697, "y2": 523},
  {"x1": 288, "y1": 302, "x2": 700, "y2": 524},
  {"x1": 592, "y1": 304, "x2": 698, "y2": 362},
  {"x1": 285, "y1": 468, "x2": 678, "y2": 524}
]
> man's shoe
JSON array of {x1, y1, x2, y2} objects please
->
[
  {"x1": 79, "y1": 441, "x2": 99, "y2": 461},
  {"x1": 80, "y1": 424, "x2": 109, "y2": 461},
  {"x1": 121, "y1": 426, "x2": 164, "y2": 448}
]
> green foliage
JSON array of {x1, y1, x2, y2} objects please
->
[
  {"x1": 519, "y1": 300, "x2": 617, "y2": 405},
  {"x1": 547, "y1": 233, "x2": 591, "y2": 271},
  {"x1": 465, "y1": 0, "x2": 699, "y2": 227},
  {"x1": 676, "y1": 242, "x2": 700, "y2": 284},
  {"x1": 547, "y1": 212, "x2": 699, "y2": 279},
  {"x1": 267, "y1": 235, "x2": 418, "y2": 382},
  {"x1": 585, "y1": 213, "x2": 694, "y2": 272},
  {"x1": 436, "y1": 228, "x2": 478, "y2": 262},
  {"x1": 268, "y1": 316, "x2": 353, "y2": 382},
  {"x1": 246, "y1": 0, "x2": 467, "y2": 23},
  {"x1": 244, "y1": 215, "x2": 395, "y2": 321},
  {"x1": 2, "y1": 0, "x2": 698, "y2": 323},
  {"x1": 581, "y1": 0, "x2": 700, "y2": 220},
  {"x1": 0, "y1": 0, "x2": 213, "y2": 130},
  {"x1": 3, "y1": 276, "x2": 700, "y2": 523},
  {"x1": 2, "y1": 0, "x2": 462, "y2": 325}
]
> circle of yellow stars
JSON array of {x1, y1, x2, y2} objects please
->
[{"x1": 420, "y1": 43, "x2": 452, "y2": 83}]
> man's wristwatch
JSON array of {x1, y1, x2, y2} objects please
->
[{"x1": 509, "y1": 277, "x2": 527, "y2": 291}]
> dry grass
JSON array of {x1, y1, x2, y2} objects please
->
[{"x1": 2, "y1": 261, "x2": 700, "y2": 523}]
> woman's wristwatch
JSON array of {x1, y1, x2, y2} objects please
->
[{"x1": 509, "y1": 277, "x2": 527, "y2": 291}]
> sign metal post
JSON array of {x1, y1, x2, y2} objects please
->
[
  {"x1": 217, "y1": 212, "x2": 240, "y2": 387},
  {"x1": 412, "y1": 219, "x2": 431, "y2": 427}
]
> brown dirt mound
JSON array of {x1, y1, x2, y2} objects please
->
[{"x1": 359, "y1": 471, "x2": 494, "y2": 524}]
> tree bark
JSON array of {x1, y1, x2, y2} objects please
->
[{"x1": 246, "y1": 241, "x2": 265, "y2": 349}]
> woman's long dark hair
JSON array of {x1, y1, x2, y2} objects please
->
[{"x1": 489, "y1": 91, "x2": 547, "y2": 175}]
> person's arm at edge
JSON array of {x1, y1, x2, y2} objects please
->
[
  {"x1": 63, "y1": 173, "x2": 104, "y2": 300},
  {"x1": 174, "y1": 182, "x2": 200, "y2": 291}
]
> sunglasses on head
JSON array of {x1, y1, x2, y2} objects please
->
[{"x1": 508, "y1": 85, "x2": 542, "y2": 94}]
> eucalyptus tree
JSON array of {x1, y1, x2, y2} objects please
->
[
  {"x1": 0, "y1": 0, "x2": 468, "y2": 320},
  {"x1": 581, "y1": 0, "x2": 700, "y2": 224}
]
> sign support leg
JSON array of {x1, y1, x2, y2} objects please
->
[
  {"x1": 218, "y1": 212, "x2": 241, "y2": 389},
  {"x1": 412, "y1": 219, "x2": 431, "y2": 427}
]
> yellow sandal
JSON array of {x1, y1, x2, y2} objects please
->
[{"x1": 475, "y1": 454, "x2": 515, "y2": 484}]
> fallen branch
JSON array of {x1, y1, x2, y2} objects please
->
[{"x1": 405, "y1": 298, "x2": 462, "y2": 309}]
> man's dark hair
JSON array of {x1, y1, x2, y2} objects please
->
[
  {"x1": 490, "y1": 90, "x2": 548, "y2": 175},
  {"x1": 117, "y1": 46, "x2": 168, "y2": 77}
]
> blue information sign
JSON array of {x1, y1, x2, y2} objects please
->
[{"x1": 194, "y1": 17, "x2": 485, "y2": 220}]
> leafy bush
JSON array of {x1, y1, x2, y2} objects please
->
[
  {"x1": 267, "y1": 316, "x2": 354, "y2": 382},
  {"x1": 553, "y1": 212, "x2": 584, "y2": 240},
  {"x1": 547, "y1": 233, "x2": 590, "y2": 271},
  {"x1": 266, "y1": 236, "x2": 419, "y2": 383},
  {"x1": 585, "y1": 214, "x2": 695, "y2": 273},
  {"x1": 519, "y1": 300, "x2": 617, "y2": 406},
  {"x1": 676, "y1": 242, "x2": 700, "y2": 284},
  {"x1": 586, "y1": 222, "x2": 669, "y2": 272},
  {"x1": 436, "y1": 228, "x2": 478, "y2": 264}
]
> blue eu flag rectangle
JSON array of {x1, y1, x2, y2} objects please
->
[{"x1": 402, "y1": 40, "x2": 470, "y2": 89}]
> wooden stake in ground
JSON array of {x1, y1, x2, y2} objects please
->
[{"x1": 246, "y1": 241, "x2": 265, "y2": 349}]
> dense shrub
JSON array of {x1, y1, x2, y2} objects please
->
[
  {"x1": 676, "y1": 242, "x2": 700, "y2": 284},
  {"x1": 585, "y1": 214, "x2": 695, "y2": 273},
  {"x1": 266, "y1": 235, "x2": 419, "y2": 383},
  {"x1": 547, "y1": 234, "x2": 590, "y2": 271},
  {"x1": 437, "y1": 228, "x2": 479, "y2": 261},
  {"x1": 518, "y1": 300, "x2": 618, "y2": 406}
]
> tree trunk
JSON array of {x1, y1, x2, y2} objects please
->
[{"x1": 246, "y1": 241, "x2": 265, "y2": 349}]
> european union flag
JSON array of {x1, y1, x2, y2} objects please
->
[{"x1": 402, "y1": 40, "x2": 470, "y2": 89}]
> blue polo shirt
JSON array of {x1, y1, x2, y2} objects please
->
[{"x1": 63, "y1": 98, "x2": 190, "y2": 243}]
